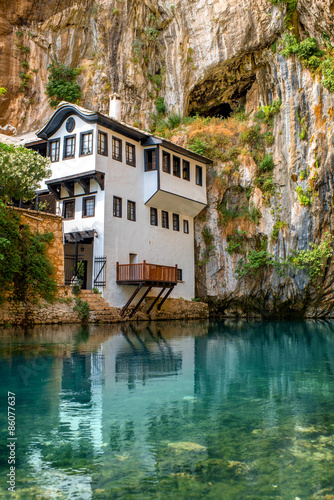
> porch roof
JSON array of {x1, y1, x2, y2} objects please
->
[{"x1": 64, "y1": 230, "x2": 95, "y2": 243}]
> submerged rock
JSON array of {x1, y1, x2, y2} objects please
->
[{"x1": 167, "y1": 441, "x2": 207, "y2": 453}]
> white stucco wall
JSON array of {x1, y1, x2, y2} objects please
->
[{"x1": 41, "y1": 109, "x2": 208, "y2": 305}]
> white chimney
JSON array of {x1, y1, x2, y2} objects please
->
[{"x1": 109, "y1": 93, "x2": 121, "y2": 120}]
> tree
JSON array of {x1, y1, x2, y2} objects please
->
[
  {"x1": 45, "y1": 61, "x2": 82, "y2": 108},
  {"x1": 0, "y1": 142, "x2": 51, "y2": 202},
  {"x1": 0, "y1": 203, "x2": 57, "y2": 304},
  {"x1": 0, "y1": 144, "x2": 56, "y2": 306}
]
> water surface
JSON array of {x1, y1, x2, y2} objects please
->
[{"x1": 1, "y1": 320, "x2": 334, "y2": 499}]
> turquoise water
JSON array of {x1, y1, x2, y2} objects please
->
[{"x1": 1, "y1": 320, "x2": 334, "y2": 499}]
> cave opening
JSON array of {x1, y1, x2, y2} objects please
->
[{"x1": 196, "y1": 102, "x2": 233, "y2": 119}]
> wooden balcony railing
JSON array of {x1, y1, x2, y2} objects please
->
[{"x1": 116, "y1": 260, "x2": 177, "y2": 285}]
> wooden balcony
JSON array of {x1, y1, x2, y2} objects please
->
[{"x1": 116, "y1": 260, "x2": 177, "y2": 285}]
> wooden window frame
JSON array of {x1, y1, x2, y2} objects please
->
[
  {"x1": 183, "y1": 160, "x2": 190, "y2": 181},
  {"x1": 183, "y1": 219, "x2": 189, "y2": 234},
  {"x1": 150, "y1": 207, "x2": 158, "y2": 226},
  {"x1": 196, "y1": 165, "x2": 203, "y2": 186},
  {"x1": 79, "y1": 130, "x2": 94, "y2": 157},
  {"x1": 112, "y1": 136, "x2": 122, "y2": 162},
  {"x1": 162, "y1": 151, "x2": 171, "y2": 174},
  {"x1": 63, "y1": 134, "x2": 76, "y2": 160},
  {"x1": 63, "y1": 199, "x2": 75, "y2": 220},
  {"x1": 144, "y1": 148, "x2": 157, "y2": 171},
  {"x1": 113, "y1": 196, "x2": 122, "y2": 218},
  {"x1": 98, "y1": 131, "x2": 108, "y2": 156},
  {"x1": 173, "y1": 155, "x2": 181, "y2": 178},
  {"x1": 126, "y1": 142, "x2": 136, "y2": 167},
  {"x1": 49, "y1": 139, "x2": 60, "y2": 162},
  {"x1": 162, "y1": 210, "x2": 169, "y2": 229},
  {"x1": 127, "y1": 200, "x2": 136, "y2": 221},
  {"x1": 173, "y1": 213, "x2": 180, "y2": 231},
  {"x1": 82, "y1": 196, "x2": 95, "y2": 218}
]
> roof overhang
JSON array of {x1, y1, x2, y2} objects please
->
[
  {"x1": 145, "y1": 189, "x2": 207, "y2": 217},
  {"x1": 46, "y1": 170, "x2": 105, "y2": 200},
  {"x1": 64, "y1": 230, "x2": 95, "y2": 243},
  {"x1": 37, "y1": 102, "x2": 149, "y2": 142}
]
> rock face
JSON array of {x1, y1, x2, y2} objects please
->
[{"x1": 1, "y1": 0, "x2": 334, "y2": 317}]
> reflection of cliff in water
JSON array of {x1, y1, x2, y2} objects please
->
[
  {"x1": 115, "y1": 325, "x2": 183, "y2": 385},
  {"x1": 194, "y1": 321, "x2": 334, "y2": 419}
]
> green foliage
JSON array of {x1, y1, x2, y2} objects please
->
[
  {"x1": 254, "y1": 100, "x2": 282, "y2": 126},
  {"x1": 264, "y1": 131, "x2": 275, "y2": 146},
  {"x1": 0, "y1": 142, "x2": 51, "y2": 202},
  {"x1": 236, "y1": 232, "x2": 333, "y2": 282},
  {"x1": 281, "y1": 34, "x2": 334, "y2": 92},
  {"x1": 296, "y1": 111, "x2": 308, "y2": 140},
  {"x1": 92, "y1": 287, "x2": 101, "y2": 294},
  {"x1": 239, "y1": 125, "x2": 262, "y2": 149},
  {"x1": 259, "y1": 153, "x2": 274, "y2": 173},
  {"x1": 249, "y1": 202, "x2": 262, "y2": 224},
  {"x1": 299, "y1": 170, "x2": 307, "y2": 181},
  {"x1": 45, "y1": 61, "x2": 81, "y2": 108},
  {"x1": 288, "y1": 232, "x2": 333, "y2": 281},
  {"x1": 296, "y1": 186, "x2": 312, "y2": 205},
  {"x1": 71, "y1": 283, "x2": 81, "y2": 296},
  {"x1": 73, "y1": 298, "x2": 90, "y2": 323},
  {"x1": 188, "y1": 138, "x2": 208, "y2": 156},
  {"x1": 321, "y1": 57, "x2": 334, "y2": 92},
  {"x1": 199, "y1": 227, "x2": 215, "y2": 266},
  {"x1": 0, "y1": 204, "x2": 57, "y2": 303},
  {"x1": 226, "y1": 230, "x2": 248, "y2": 255},
  {"x1": 232, "y1": 106, "x2": 250, "y2": 122},
  {"x1": 271, "y1": 220, "x2": 287, "y2": 240},
  {"x1": 0, "y1": 87, "x2": 7, "y2": 96},
  {"x1": 145, "y1": 27, "x2": 159, "y2": 40},
  {"x1": 154, "y1": 97, "x2": 166, "y2": 115},
  {"x1": 236, "y1": 249, "x2": 273, "y2": 277},
  {"x1": 112, "y1": 8, "x2": 119, "y2": 14}
]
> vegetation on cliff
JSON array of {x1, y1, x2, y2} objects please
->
[{"x1": 45, "y1": 61, "x2": 82, "y2": 108}]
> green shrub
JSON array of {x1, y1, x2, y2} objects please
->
[
  {"x1": 288, "y1": 232, "x2": 333, "y2": 281},
  {"x1": 296, "y1": 186, "x2": 312, "y2": 205},
  {"x1": 45, "y1": 61, "x2": 81, "y2": 108},
  {"x1": 254, "y1": 100, "x2": 282, "y2": 126},
  {"x1": 188, "y1": 138, "x2": 208, "y2": 156},
  {"x1": 258, "y1": 153, "x2": 274, "y2": 173},
  {"x1": 271, "y1": 220, "x2": 287, "y2": 240},
  {"x1": 264, "y1": 132, "x2": 275, "y2": 146},
  {"x1": 73, "y1": 298, "x2": 90, "y2": 323},
  {"x1": 226, "y1": 230, "x2": 248, "y2": 255},
  {"x1": 154, "y1": 97, "x2": 166, "y2": 115},
  {"x1": 249, "y1": 202, "x2": 262, "y2": 224},
  {"x1": 239, "y1": 125, "x2": 262, "y2": 149}
]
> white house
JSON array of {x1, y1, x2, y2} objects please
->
[{"x1": 32, "y1": 100, "x2": 212, "y2": 311}]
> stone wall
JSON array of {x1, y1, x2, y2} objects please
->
[
  {"x1": 0, "y1": 288, "x2": 209, "y2": 326},
  {"x1": 15, "y1": 207, "x2": 64, "y2": 284}
]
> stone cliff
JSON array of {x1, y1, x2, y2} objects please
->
[{"x1": 1, "y1": 0, "x2": 334, "y2": 317}]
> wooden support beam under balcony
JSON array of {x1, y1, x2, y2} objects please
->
[{"x1": 116, "y1": 261, "x2": 178, "y2": 286}]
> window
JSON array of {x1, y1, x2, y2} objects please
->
[
  {"x1": 80, "y1": 131, "x2": 93, "y2": 156},
  {"x1": 112, "y1": 137, "x2": 122, "y2": 161},
  {"x1": 127, "y1": 200, "x2": 136, "y2": 221},
  {"x1": 196, "y1": 165, "x2": 203, "y2": 186},
  {"x1": 183, "y1": 220, "x2": 189, "y2": 234},
  {"x1": 162, "y1": 151, "x2": 170, "y2": 173},
  {"x1": 126, "y1": 143, "x2": 136, "y2": 167},
  {"x1": 173, "y1": 213, "x2": 180, "y2": 231},
  {"x1": 145, "y1": 149, "x2": 157, "y2": 171},
  {"x1": 64, "y1": 135, "x2": 76, "y2": 159},
  {"x1": 183, "y1": 160, "x2": 190, "y2": 181},
  {"x1": 82, "y1": 196, "x2": 95, "y2": 217},
  {"x1": 113, "y1": 196, "x2": 122, "y2": 217},
  {"x1": 98, "y1": 131, "x2": 108, "y2": 156},
  {"x1": 150, "y1": 207, "x2": 158, "y2": 226},
  {"x1": 177, "y1": 268, "x2": 183, "y2": 281},
  {"x1": 162, "y1": 210, "x2": 169, "y2": 229},
  {"x1": 173, "y1": 156, "x2": 180, "y2": 177},
  {"x1": 63, "y1": 200, "x2": 75, "y2": 219},
  {"x1": 49, "y1": 139, "x2": 60, "y2": 162}
]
